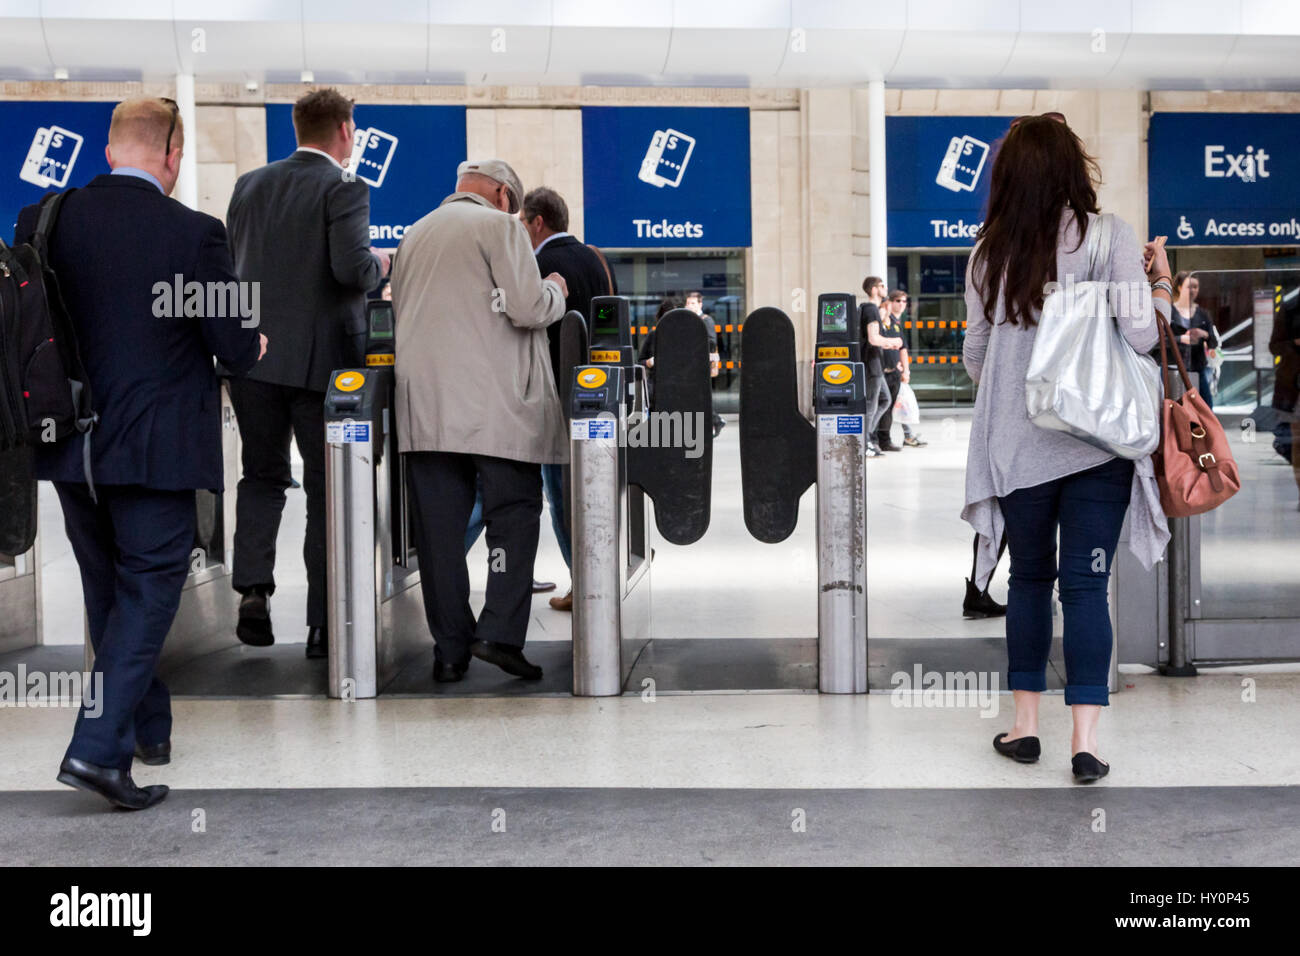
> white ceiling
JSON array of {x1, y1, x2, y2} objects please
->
[{"x1": 1, "y1": 0, "x2": 1298, "y2": 89}]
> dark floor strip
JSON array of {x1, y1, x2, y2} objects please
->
[{"x1": 2, "y1": 785, "x2": 1293, "y2": 866}]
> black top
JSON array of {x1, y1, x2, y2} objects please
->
[
  {"x1": 226, "y1": 150, "x2": 383, "y2": 392},
  {"x1": 15, "y1": 175, "x2": 261, "y2": 490},
  {"x1": 535, "y1": 234, "x2": 617, "y2": 384},
  {"x1": 878, "y1": 310, "x2": 903, "y2": 372},
  {"x1": 859, "y1": 301, "x2": 883, "y2": 377},
  {"x1": 1169, "y1": 304, "x2": 1218, "y2": 372}
]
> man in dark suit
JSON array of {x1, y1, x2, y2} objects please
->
[
  {"x1": 225, "y1": 88, "x2": 388, "y2": 657},
  {"x1": 520, "y1": 187, "x2": 616, "y2": 612},
  {"x1": 16, "y1": 98, "x2": 264, "y2": 809}
]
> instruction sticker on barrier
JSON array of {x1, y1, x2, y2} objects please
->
[
  {"x1": 326, "y1": 421, "x2": 371, "y2": 444},
  {"x1": 572, "y1": 419, "x2": 616, "y2": 440},
  {"x1": 819, "y1": 415, "x2": 863, "y2": 435}
]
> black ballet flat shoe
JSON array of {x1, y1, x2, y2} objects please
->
[
  {"x1": 1072, "y1": 752, "x2": 1110, "y2": 783},
  {"x1": 993, "y1": 732, "x2": 1041, "y2": 763}
]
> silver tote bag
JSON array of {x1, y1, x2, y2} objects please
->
[{"x1": 1024, "y1": 213, "x2": 1162, "y2": 460}]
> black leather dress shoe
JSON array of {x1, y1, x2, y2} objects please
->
[
  {"x1": 1072, "y1": 752, "x2": 1110, "y2": 783},
  {"x1": 878, "y1": 440, "x2": 903, "y2": 452},
  {"x1": 993, "y1": 732, "x2": 1041, "y2": 763},
  {"x1": 236, "y1": 590, "x2": 274, "y2": 646},
  {"x1": 433, "y1": 659, "x2": 467, "y2": 683},
  {"x1": 532, "y1": 579, "x2": 557, "y2": 593},
  {"x1": 963, "y1": 579, "x2": 1007, "y2": 619},
  {"x1": 305, "y1": 626, "x2": 327, "y2": 659},
  {"x1": 134, "y1": 741, "x2": 171, "y2": 766},
  {"x1": 57, "y1": 757, "x2": 168, "y2": 810},
  {"x1": 470, "y1": 640, "x2": 543, "y2": 680}
]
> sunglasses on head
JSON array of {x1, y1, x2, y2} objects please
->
[
  {"x1": 1009, "y1": 111, "x2": 1066, "y2": 131},
  {"x1": 159, "y1": 97, "x2": 179, "y2": 155}
]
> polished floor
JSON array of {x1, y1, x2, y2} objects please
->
[{"x1": 7, "y1": 410, "x2": 1299, "y2": 865}]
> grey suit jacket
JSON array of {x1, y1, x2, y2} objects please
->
[{"x1": 226, "y1": 149, "x2": 382, "y2": 392}]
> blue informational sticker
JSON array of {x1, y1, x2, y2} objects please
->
[
  {"x1": 327, "y1": 421, "x2": 371, "y2": 444},
  {"x1": 588, "y1": 419, "x2": 615, "y2": 439},
  {"x1": 836, "y1": 416, "x2": 863, "y2": 435}
]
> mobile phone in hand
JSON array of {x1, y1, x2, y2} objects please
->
[{"x1": 1144, "y1": 235, "x2": 1168, "y2": 270}]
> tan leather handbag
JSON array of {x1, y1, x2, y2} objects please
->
[{"x1": 1155, "y1": 309, "x2": 1241, "y2": 516}]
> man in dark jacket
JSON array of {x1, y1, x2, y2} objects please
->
[
  {"x1": 225, "y1": 88, "x2": 388, "y2": 657},
  {"x1": 16, "y1": 98, "x2": 264, "y2": 809},
  {"x1": 520, "y1": 187, "x2": 616, "y2": 612}
]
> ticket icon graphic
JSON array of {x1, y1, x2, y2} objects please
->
[
  {"x1": 20, "y1": 125, "x2": 84, "y2": 188},
  {"x1": 638, "y1": 128, "x2": 695, "y2": 188},
  {"x1": 348, "y1": 126, "x2": 399, "y2": 188},
  {"x1": 936, "y1": 134, "x2": 989, "y2": 193}
]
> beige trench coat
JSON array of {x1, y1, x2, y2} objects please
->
[{"x1": 391, "y1": 192, "x2": 567, "y2": 464}]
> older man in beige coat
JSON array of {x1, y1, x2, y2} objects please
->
[{"x1": 392, "y1": 159, "x2": 569, "y2": 683}]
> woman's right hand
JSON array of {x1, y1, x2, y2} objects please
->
[{"x1": 1144, "y1": 239, "x2": 1171, "y2": 282}]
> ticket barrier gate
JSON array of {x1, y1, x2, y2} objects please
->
[
  {"x1": 739, "y1": 294, "x2": 867, "y2": 693},
  {"x1": 323, "y1": 300, "x2": 427, "y2": 699},
  {"x1": 570, "y1": 297, "x2": 713, "y2": 696}
]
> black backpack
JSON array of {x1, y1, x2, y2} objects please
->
[{"x1": 0, "y1": 190, "x2": 98, "y2": 550}]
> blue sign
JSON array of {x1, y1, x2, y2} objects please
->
[
  {"x1": 582, "y1": 107, "x2": 751, "y2": 248},
  {"x1": 1150, "y1": 113, "x2": 1300, "y2": 247},
  {"x1": 2, "y1": 101, "x2": 115, "y2": 241},
  {"x1": 836, "y1": 415, "x2": 863, "y2": 435},
  {"x1": 886, "y1": 116, "x2": 1013, "y2": 248},
  {"x1": 266, "y1": 104, "x2": 467, "y2": 246}
]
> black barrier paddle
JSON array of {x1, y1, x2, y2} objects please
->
[
  {"x1": 739, "y1": 307, "x2": 816, "y2": 543},
  {"x1": 627, "y1": 308, "x2": 713, "y2": 545},
  {"x1": 557, "y1": 310, "x2": 588, "y2": 419}
]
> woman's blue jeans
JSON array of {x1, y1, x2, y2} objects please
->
[{"x1": 997, "y1": 456, "x2": 1134, "y2": 706}]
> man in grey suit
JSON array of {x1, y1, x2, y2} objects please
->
[{"x1": 225, "y1": 88, "x2": 389, "y2": 658}]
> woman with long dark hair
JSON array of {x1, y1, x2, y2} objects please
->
[
  {"x1": 961, "y1": 114, "x2": 1173, "y2": 782},
  {"x1": 1170, "y1": 271, "x2": 1219, "y2": 406}
]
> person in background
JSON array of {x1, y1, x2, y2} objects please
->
[
  {"x1": 876, "y1": 290, "x2": 929, "y2": 450},
  {"x1": 685, "y1": 290, "x2": 726, "y2": 438},
  {"x1": 16, "y1": 98, "x2": 265, "y2": 809},
  {"x1": 225, "y1": 88, "x2": 389, "y2": 659},
  {"x1": 519, "y1": 185, "x2": 616, "y2": 612},
  {"x1": 962, "y1": 113, "x2": 1167, "y2": 783},
  {"x1": 859, "y1": 276, "x2": 901, "y2": 458},
  {"x1": 638, "y1": 295, "x2": 686, "y2": 408},
  {"x1": 391, "y1": 159, "x2": 568, "y2": 683},
  {"x1": 889, "y1": 291, "x2": 926, "y2": 446},
  {"x1": 1169, "y1": 271, "x2": 1218, "y2": 407}
]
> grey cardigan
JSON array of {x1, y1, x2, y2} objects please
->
[{"x1": 961, "y1": 209, "x2": 1171, "y2": 588}]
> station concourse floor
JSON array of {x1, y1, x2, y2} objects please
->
[{"x1": 3, "y1": 412, "x2": 1298, "y2": 866}]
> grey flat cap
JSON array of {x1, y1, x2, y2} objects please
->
[{"x1": 457, "y1": 159, "x2": 523, "y2": 214}]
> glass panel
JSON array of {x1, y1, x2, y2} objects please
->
[
  {"x1": 605, "y1": 250, "x2": 747, "y2": 397},
  {"x1": 893, "y1": 250, "x2": 972, "y2": 404},
  {"x1": 1189, "y1": 268, "x2": 1300, "y2": 620}
]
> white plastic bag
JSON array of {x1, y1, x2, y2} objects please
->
[{"x1": 894, "y1": 381, "x2": 920, "y2": 426}]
